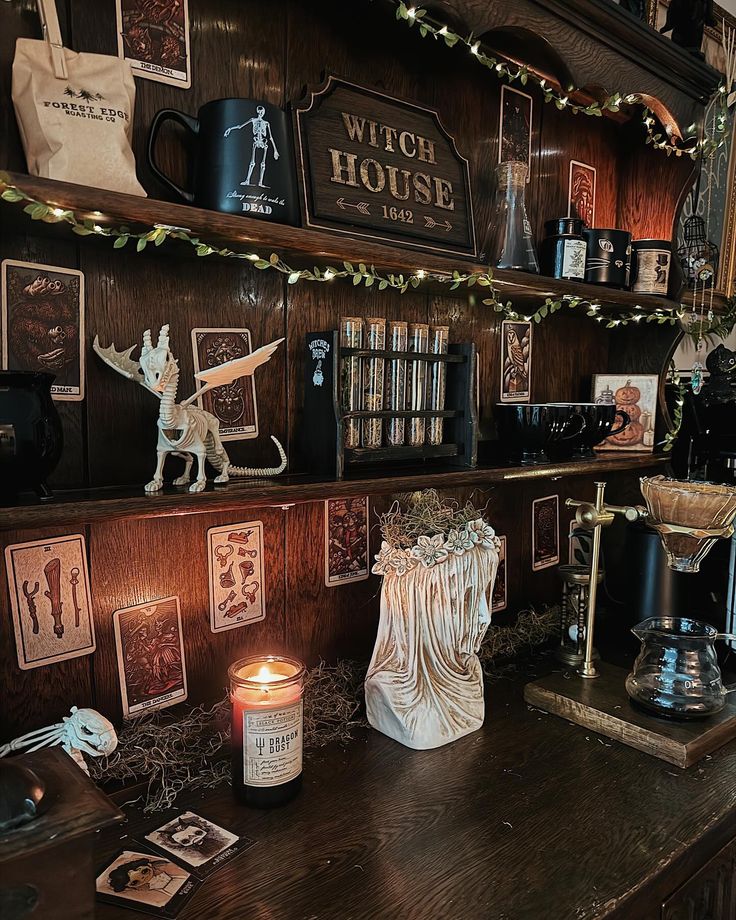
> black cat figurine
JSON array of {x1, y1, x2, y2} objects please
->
[
  {"x1": 660, "y1": 0, "x2": 713, "y2": 57},
  {"x1": 704, "y1": 343, "x2": 736, "y2": 404}
]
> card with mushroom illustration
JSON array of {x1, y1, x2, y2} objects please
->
[
  {"x1": 207, "y1": 521, "x2": 266, "y2": 632},
  {"x1": 5, "y1": 534, "x2": 95, "y2": 670}
]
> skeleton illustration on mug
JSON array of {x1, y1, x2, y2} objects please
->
[{"x1": 224, "y1": 105, "x2": 280, "y2": 188}]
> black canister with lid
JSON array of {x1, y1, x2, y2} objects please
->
[
  {"x1": 540, "y1": 217, "x2": 587, "y2": 281},
  {"x1": 583, "y1": 228, "x2": 632, "y2": 288}
]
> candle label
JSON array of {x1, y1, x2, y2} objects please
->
[{"x1": 243, "y1": 700, "x2": 303, "y2": 786}]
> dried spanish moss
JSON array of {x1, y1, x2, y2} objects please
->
[
  {"x1": 479, "y1": 605, "x2": 560, "y2": 675},
  {"x1": 379, "y1": 488, "x2": 488, "y2": 548}
]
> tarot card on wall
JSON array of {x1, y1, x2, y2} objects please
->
[
  {"x1": 532, "y1": 495, "x2": 560, "y2": 571},
  {"x1": 96, "y1": 848, "x2": 199, "y2": 918},
  {"x1": 591, "y1": 374, "x2": 658, "y2": 452},
  {"x1": 5, "y1": 534, "x2": 95, "y2": 670},
  {"x1": 207, "y1": 521, "x2": 265, "y2": 632},
  {"x1": 324, "y1": 496, "x2": 369, "y2": 587},
  {"x1": 500, "y1": 319, "x2": 532, "y2": 403},
  {"x1": 499, "y1": 85, "x2": 533, "y2": 179},
  {"x1": 1, "y1": 259, "x2": 85, "y2": 400},
  {"x1": 116, "y1": 0, "x2": 191, "y2": 89},
  {"x1": 142, "y1": 811, "x2": 255, "y2": 880},
  {"x1": 568, "y1": 160, "x2": 596, "y2": 228},
  {"x1": 491, "y1": 535, "x2": 507, "y2": 613},
  {"x1": 113, "y1": 596, "x2": 187, "y2": 718},
  {"x1": 191, "y1": 329, "x2": 259, "y2": 441}
]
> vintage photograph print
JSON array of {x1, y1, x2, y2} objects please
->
[
  {"x1": 499, "y1": 85, "x2": 533, "y2": 179},
  {"x1": 96, "y1": 848, "x2": 199, "y2": 918},
  {"x1": 5, "y1": 534, "x2": 95, "y2": 670},
  {"x1": 324, "y1": 496, "x2": 370, "y2": 587},
  {"x1": 491, "y1": 535, "x2": 507, "y2": 613},
  {"x1": 568, "y1": 160, "x2": 596, "y2": 227},
  {"x1": 500, "y1": 319, "x2": 532, "y2": 403},
  {"x1": 207, "y1": 521, "x2": 265, "y2": 632},
  {"x1": 191, "y1": 329, "x2": 259, "y2": 441},
  {"x1": 143, "y1": 811, "x2": 254, "y2": 879},
  {"x1": 116, "y1": 0, "x2": 191, "y2": 88},
  {"x1": 113, "y1": 596, "x2": 187, "y2": 718},
  {"x1": 591, "y1": 374, "x2": 659, "y2": 452},
  {"x1": 532, "y1": 495, "x2": 560, "y2": 571},
  {"x1": 1, "y1": 259, "x2": 85, "y2": 400}
]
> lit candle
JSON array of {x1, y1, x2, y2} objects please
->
[{"x1": 228, "y1": 655, "x2": 306, "y2": 808}]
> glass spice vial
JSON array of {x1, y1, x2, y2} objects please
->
[
  {"x1": 408, "y1": 323, "x2": 430, "y2": 447},
  {"x1": 361, "y1": 318, "x2": 387, "y2": 449},
  {"x1": 386, "y1": 321, "x2": 409, "y2": 447},
  {"x1": 340, "y1": 317, "x2": 364, "y2": 449},
  {"x1": 539, "y1": 217, "x2": 587, "y2": 281},
  {"x1": 427, "y1": 325, "x2": 449, "y2": 446},
  {"x1": 229, "y1": 655, "x2": 306, "y2": 808}
]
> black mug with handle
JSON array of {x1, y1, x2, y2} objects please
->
[{"x1": 147, "y1": 98, "x2": 299, "y2": 225}]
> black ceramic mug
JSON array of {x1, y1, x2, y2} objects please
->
[
  {"x1": 557, "y1": 403, "x2": 631, "y2": 458},
  {"x1": 583, "y1": 228, "x2": 632, "y2": 288},
  {"x1": 147, "y1": 98, "x2": 299, "y2": 225},
  {"x1": 495, "y1": 404, "x2": 586, "y2": 465}
]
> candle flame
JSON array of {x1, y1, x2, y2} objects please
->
[{"x1": 256, "y1": 665, "x2": 280, "y2": 684}]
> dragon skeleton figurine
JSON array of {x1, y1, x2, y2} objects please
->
[
  {"x1": 0, "y1": 706, "x2": 118, "y2": 773},
  {"x1": 93, "y1": 325, "x2": 287, "y2": 493}
]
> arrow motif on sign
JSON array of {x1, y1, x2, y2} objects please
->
[
  {"x1": 336, "y1": 198, "x2": 371, "y2": 215},
  {"x1": 424, "y1": 216, "x2": 452, "y2": 231}
]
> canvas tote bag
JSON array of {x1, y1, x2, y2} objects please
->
[{"x1": 12, "y1": 0, "x2": 146, "y2": 196}]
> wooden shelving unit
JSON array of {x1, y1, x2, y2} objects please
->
[
  {"x1": 0, "y1": 171, "x2": 696, "y2": 314},
  {"x1": 0, "y1": 453, "x2": 667, "y2": 531}
]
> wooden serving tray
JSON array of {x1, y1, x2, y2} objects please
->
[{"x1": 524, "y1": 662, "x2": 736, "y2": 768}]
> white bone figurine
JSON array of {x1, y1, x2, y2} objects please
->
[
  {"x1": 0, "y1": 706, "x2": 118, "y2": 773},
  {"x1": 93, "y1": 326, "x2": 287, "y2": 493}
]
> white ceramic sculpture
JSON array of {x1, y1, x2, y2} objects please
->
[
  {"x1": 366, "y1": 515, "x2": 500, "y2": 750},
  {"x1": 0, "y1": 706, "x2": 118, "y2": 773},
  {"x1": 93, "y1": 326, "x2": 287, "y2": 493}
]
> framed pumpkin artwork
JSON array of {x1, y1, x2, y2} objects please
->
[{"x1": 591, "y1": 374, "x2": 659, "y2": 452}]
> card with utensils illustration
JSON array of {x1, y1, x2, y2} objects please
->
[
  {"x1": 568, "y1": 160, "x2": 596, "y2": 228},
  {"x1": 532, "y1": 495, "x2": 560, "y2": 571},
  {"x1": 324, "y1": 496, "x2": 369, "y2": 587},
  {"x1": 191, "y1": 329, "x2": 259, "y2": 441},
  {"x1": 1, "y1": 259, "x2": 85, "y2": 401},
  {"x1": 500, "y1": 319, "x2": 532, "y2": 403},
  {"x1": 499, "y1": 84, "x2": 533, "y2": 179},
  {"x1": 491, "y1": 535, "x2": 507, "y2": 613},
  {"x1": 113, "y1": 596, "x2": 188, "y2": 718},
  {"x1": 141, "y1": 811, "x2": 255, "y2": 880},
  {"x1": 207, "y1": 521, "x2": 265, "y2": 632},
  {"x1": 4, "y1": 534, "x2": 95, "y2": 670},
  {"x1": 96, "y1": 847, "x2": 200, "y2": 918},
  {"x1": 116, "y1": 0, "x2": 191, "y2": 89}
]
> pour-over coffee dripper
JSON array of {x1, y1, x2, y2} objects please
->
[{"x1": 639, "y1": 476, "x2": 736, "y2": 573}]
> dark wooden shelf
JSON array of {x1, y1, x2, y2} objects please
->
[
  {"x1": 2, "y1": 453, "x2": 667, "y2": 531},
  {"x1": 1, "y1": 171, "x2": 689, "y2": 315}
]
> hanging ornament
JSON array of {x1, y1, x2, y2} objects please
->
[
  {"x1": 678, "y1": 215, "x2": 719, "y2": 288},
  {"x1": 691, "y1": 360, "x2": 705, "y2": 395}
]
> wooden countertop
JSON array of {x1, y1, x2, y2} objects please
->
[{"x1": 95, "y1": 662, "x2": 736, "y2": 920}]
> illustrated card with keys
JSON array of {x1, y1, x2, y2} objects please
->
[
  {"x1": 4, "y1": 534, "x2": 95, "y2": 670},
  {"x1": 207, "y1": 521, "x2": 266, "y2": 632}
]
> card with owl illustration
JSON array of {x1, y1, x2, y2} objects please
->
[
  {"x1": 191, "y1": 329, "x2": 259, "y2": 441},
  {"x1": 2, "y1": 260, "x2": 85, "y2": 401},
  {"x1": 500, "y1": 319, "x2": 532, "y2": 403},
  {"x1": 532, "y1": 495, "x2": 559, "y2": 571}
]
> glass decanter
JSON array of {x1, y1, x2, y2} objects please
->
[{"x1": 481, "y1": 161, "x2": 539, "y2": 273}]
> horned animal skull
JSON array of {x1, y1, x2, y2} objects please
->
[{"x1": 139, "y1": 324, "x2": 177, "y2": 392}]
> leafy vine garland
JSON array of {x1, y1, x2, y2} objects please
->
[
  {"x1": 2, "y1": 173, "x2": 735, "y2": 342},
  {"x1": 391, "y1": 1, "x2": 729, "y2": 159}
]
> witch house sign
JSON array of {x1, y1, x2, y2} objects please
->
[{"x1": 294, "y1": 76, "x2": 476, "y2": 257}]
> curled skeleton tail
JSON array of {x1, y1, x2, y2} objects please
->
[{"x1": 230, "y1": 436, "x2": 287, "y2": 478}]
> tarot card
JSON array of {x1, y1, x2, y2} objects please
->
[
  {"x1": 113, "y1": 596, "x2": 187, "y2": 718},
  {"x1": 591, "y1": 374, "x2": 659, "y2": 452},
  {"x1": 142, "y1": 811, "x2": 255, "y2": 880},
  {"x1": 207, "y1": 521, "x2": 265, "y2": 632},
  {"x1": 191, "y1": 329, "x2": 259, "y2": 441},
  {"x1": 499, "y1": 85, "x2": 533, "y2": 180},
  {"x1": 568, "y1": 160, "x2": 596, "y2": 227},
  {"x1": 324, "y1": 496, "x2": 370, "y2": 587},
  {"x1": 4, "y1": 534, "x2": 95, "y2": 670},
  {"x1": 491, "y1": 535, "x2": 507, "y2": 613},
  {"x1": 500, "y1": 319, "x2": 532, "y2": 403},
  {"x1": 532, "y1": 495, "x2": 560, "y2": 571},
  {"x1": 116, "y1": 0, "x2": 191, "y2": 89},
  {"x1": 96, "y1": 848, "x2": 199, "y2": 918},
  {"x1": 1, "y1": 259, "x2": 85, "y2": 401},
  {"x1": 568, "y1": 519, "x2": 592, "y2": 566}
]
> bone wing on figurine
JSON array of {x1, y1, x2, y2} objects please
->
[
  {"x1": 92, "y1": 335, "x2": 161, "y2": 398},
  {"x1": 182, "y1": 337, "x2": 285, "y2": 407}
]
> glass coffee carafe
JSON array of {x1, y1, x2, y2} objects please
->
[
  {"x1": 626, "y1": 617, "x2": 736, "y2": 719},
  {"x1": 481, "y1": 161, "x2": 539, "y2": 273}
]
